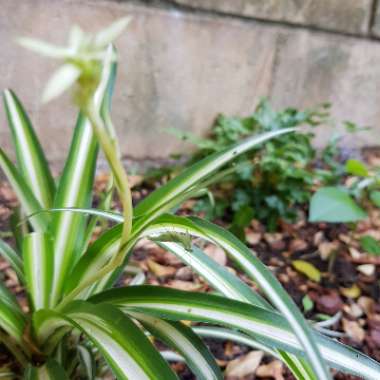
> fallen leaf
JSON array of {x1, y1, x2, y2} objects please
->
[
  {"x1": 340, "y1": 284, "x2": 361, "y2": 299},
  {"x1": 204, "y1": 245, "x2": 227, "y2": 266},
  {"x1": 357, "y1": 264, "x2": 376, "y2": 276},
  {"x1": 342, "y1": 318, "x2": 365, "y2": 343},
  {"x1": 316, "y1": 293, "x2": 343, "y2": 315},
  {"x1": 358, "y1": 296, "x2": 375, "y2": 315},
  {"x1": 318, "y1": 241, "x2": 339, "y2": 260},
  {"x1": 343, "y1": 303, "x2": 363, "y2": 318},
  {"x1": 128, "y1": 175, "x2": 144, "y2": 188},
  {"x1": 360, "y1": 235, "x2": 380, "y2": 256},
  {"x1": 369, "y1": 329, "x2": 380, "y2": 348},
  {"x1": 167, "y1": 280, "x2": 203, "y2": 292},
  {"x1": 264, "y1": 233, "x2": 285, "y2": 250},
  {"x1": 292, "y1": 260, "x2": 321, "y2": 282},
  {"x1": 256, "y1": 360, "x2": 284, "y2": 380},
  {"x1": 225, "y1": 351, "x2": 263, "y2": 378},
  {"x1": 175, "y1": 266, "x2": 193, "y2": 281},
  {"x1": 289, "y1": 239, "x2": 308, "y2": 253},
  {"x1": 147, "y1": 259, "x2": 176, "y2": 278},
  {"x1": 245, "y1": 230, "x2": 262, "y2": 245},
  {"x1": 313, "y1": 231, "x2": 325, "y2": 246},
  {"x1": 302, "y1": 295, "x2": 314, "y2": 312},
  {"x1": 349, "y1": 247, "x2": 363, "y2": 259}
]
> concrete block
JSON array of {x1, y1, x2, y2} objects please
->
[
  {"x1": 172, "y1": 0, "x2": 374, "y2": 35},
  {"x1": 1, "y1": 0, "x2": 380, "y2": 167}
]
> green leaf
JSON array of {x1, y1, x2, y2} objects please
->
[
  {"x1": 194, "y1": 326, "x2": 277, "y2": 358},
  {"x1": 91, "y1": 286, "x2": 380, "y2": 380},
  {"x1": 77, "y1": 345, "x2": 96, "y2": 380},
  {"x1": 156, "y1": 241, "x2": 269, "y2": 309},
  {"x1": 144, "y1": 215, "x2": 330, "y2": 379},
  {"x1": 3, "y1": 89, "x2": 55, "y2": 207},
  {"x1": 0, "y1": 239, "x2": 24, "y2": 282},
  {"x1": 292, "y1": 260, "x2": 321, "y2": 283},
  {"x1": 68, "y1": 212, "x2": 329, "y2": 379},
  {"x1": 309, "y1": 187, "x2": 367, "y2": 223},
  {"x1": 23, "y1": 232, "x2": 53, "y2": 310},
  {"x1": 132, "y1": 313, "x2": 222, "y2": 380},
  {"x1": 50, "y1": 52, "x2": 117, "y2": 306},
  {"x1": 345, "y1": 159, "x2": 368, "y2": 177},
  {"x1": 0, "y1": 367, "x2": 16, "y2": 380},
  {"x1": 0, "y1": 148, "x2": 47, "y2": 231},
  {"x1": 360, "y1": 235, "x2": 380, "y2": 256},
  {"x1": 302, "y1": 295, "x2": 314, "y2": 313},
  {"x1": 60, "y1": 210, "x2": 314, "y2": 380},
  {"x1": 134, "y1": 128, "x2": 296, "y2": 222},
  {"x1": 370, "y1": 191, "x2": 380, "y2": 208},
  {"x1": 33, "y1": 301, "x2": 178, "y2": 380},
  {"x1": 24, "y1": 359, "x2": 68, "y2": 380},
  {"x1": 0, "y1": 282, "x2": 25, "y2": 343}
]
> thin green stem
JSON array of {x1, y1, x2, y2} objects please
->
[{"x1": 56, "y1": 99, "x2": 134, "y2": 310}]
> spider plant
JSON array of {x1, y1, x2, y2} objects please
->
[{"x1": 0, "y1": 17, "x2": 379, "y2": 380}]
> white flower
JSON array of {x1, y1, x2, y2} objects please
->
[{"x1": 18, "y1": 17, "x2": 131, "y2": 103}]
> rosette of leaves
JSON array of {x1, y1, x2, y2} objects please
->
[{"x1": 0, "y1": 18, "x2": 379, "y2": 380}]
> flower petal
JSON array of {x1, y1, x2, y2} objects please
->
[
  {"x1": 17, "y1": 37, "x2": 70, "y2": 58},
  {"x1": 68, "y1": 25, "x2": 85, "y2": 52},
  {"x1": 93, "y1": 17, "x2": 131, "y2": 48},
  {"x1": 42, "y1": 63, "x2": 81, "y2": 103}
]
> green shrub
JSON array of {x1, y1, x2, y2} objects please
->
[
  {"x1": 167, "y1": 100, "x2": 342, "y2": 233},
  {"x1": 309, "y1": 158, "x2": 380, "y2": 224},
  {"x1": 0, "y1": 18, "x2": 378, "y2": 380}
]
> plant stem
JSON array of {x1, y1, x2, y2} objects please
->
[
  {"x1": 85, "y1": 100, "x2": 133, "y2": 242},
  {"x1": 56, "y1": 99, "x2": 134, "y2": 310}
]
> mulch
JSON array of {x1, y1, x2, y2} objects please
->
[{"x1": 1, "y1": 172, "x2": 380, "y2": 380}]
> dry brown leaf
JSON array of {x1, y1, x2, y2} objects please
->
[
  {"x1": 313, "y1": 231, "x2": 325, "y2": 246},
  {"x1": 342, "y1": 318, "x2": 365, "y2": 343},
  {"x1": 343, "y1": 303, "x2": 363, "y2": 318},
  {"x1": 289, "y1": 239, "x2": 308, "y2": 253},
  {"x1": 358, "y1": 296, "x2": 375, "y2": 315},
  {"x1": 349, "y1": 247, "x2": 364, "y2": 259},
  {"x1": 175, "y1": 266, "x2": 193, "y2": 281},
  {"x1": 225, "y1": 351, "x2": 263, "y2": 378},
  {"x1": 245, "y1": 230, "x2": 262, "y2": 245},
  {"x1": 316, "y1": 293, "x2": 343, "y2": 315},
  {"x1": 256, "y1": 360, "x2": 284, "y2": 380},
  {"x1": 147, "y1": 259, "x2": 176, "y2": 278},
  {"x1": 128, "y1": 175, "x2": 144, "y2": 188},
  {"x1": 318, "y1": 241, "x2": 339, "y2": 260},
  {"x1": 357, "y1": 264, "x2": 376, "y2": 276},
  {"x1": 167, "y1": 280, "x2": 203, "y2": 292},
  {"x1": 361, "y1": 230, "x2": 380, "y2": 240},
  {"x1": 264, "y1": 233, "x2": 285, "y2": 250},
  {"x1": 204, "y1": 245, "x2": 227, "y2": 266}
]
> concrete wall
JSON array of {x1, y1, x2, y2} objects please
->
[{"x1": 1, "y1": 0, "x2": 380, "y2": 165}]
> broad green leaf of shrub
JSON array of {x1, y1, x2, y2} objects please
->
[
  {"x1": 360, "y1": 235, "x2": 380, "y2": 256},
  {"x1": 309, "y1": 187, "x2": 367, "y2": 223},
  {"x1": 370, "y1": 191, "x2": 380, "y2": 208},
  {"x1": 345, "y1": 159, "x2": 368, "y2": 177},
  {"x1": 302, "y1": 295, "x2": 314, "y2": 312}
]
